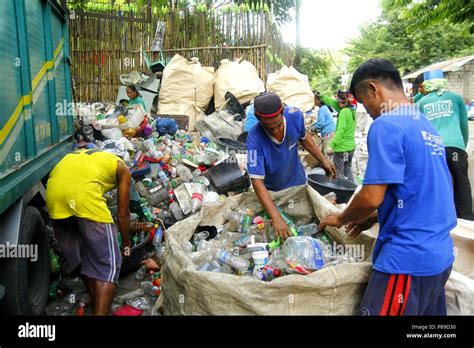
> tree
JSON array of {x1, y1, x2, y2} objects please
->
[
  {"x1": 293, "y1": 47, "x2": 341, "y2": 95},
  {"x1": 233, "y1": 0, "x2": 297, "y2": 24},
  {"x1": 345, "y1": 3, "x2": 474, "y2": 76},
  {"x1": 382, "y1": 0, "x2": 474, "y2": 32}
]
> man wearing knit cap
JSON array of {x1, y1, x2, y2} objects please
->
[{"x1": 246, "y1": 92, "x2": 336, "y2": 240}]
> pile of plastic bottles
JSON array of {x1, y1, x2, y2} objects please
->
[{"x1": 180, "y1": 207, "x2": 363, "y2": 281}]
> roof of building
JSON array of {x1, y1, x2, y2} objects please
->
[{"x1": 402, "y1": 55, "x2": 474, "y2": 80}]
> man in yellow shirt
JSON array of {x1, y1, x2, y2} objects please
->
[{"x1": 46, "y1": 148, "x2": 131, "y2": 315}]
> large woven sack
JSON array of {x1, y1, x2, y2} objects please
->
[
  {"x1": 158, "y1": 55, "x2": 214, "y2": 130},
  {"x1": 446, "y1": 219, "x2": 474, "y2": 314},
  {"x1": 267, "y1": 66, "x2": 314, "y2": 113},
  {"x1": 161, "y1": 185, "x2": 377, "y2": 315},
  {"x1": 214, "y1": 59, "x2": 265, "y2": 110}
]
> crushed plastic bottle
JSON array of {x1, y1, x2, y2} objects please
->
[
  {"x1": 176, "y1": 164, "x2": 193, "y2": 182},
  {"x1": 169, "y1": 201, "x2": 184, "y2": 220},
  {"x1": 282, "y1": 237, "x2": 328, "y2": 270},
  {"x1": 212, "y1": 249, "x2": 250, "y2": 272}
]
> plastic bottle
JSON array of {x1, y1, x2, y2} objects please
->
[
  {"x1": 262, "y1": 265, "x2": 282, "y2": 281},
  {"x1": 190, "y1": 184, "x2": 205, "y2": 214},
  {"x1": 152, "y1": 227, "x2": 164, "y2": 253},
  {"x1": 141, "y1": 203, "x2": 155, "y2": 222},
  {"x1": 146, "y1": 187, "x2": 169, "y2": 206},
  {"x1": 197, "y1": 262, "x2": 213, "y2": 272},
  {"x1": 158, "y1": 169, "x2": 170, "y2": 188},
  {"x1": 135, "y1": 181, "x2": 149, "y2": 198},
  {"x1": 129, "y1": 221, "x2": 157, "y2": 233},
  {"x1": 181, "y1": 241, "x2": 194, "y2": 254},
  {"x1": 155, "y1": 208, "x2": 171, "y2": 221},
  {"x1": 169, "y1": 201, "x2": 184, "y2": 220},
  {"x1": 76, "y1": 302, "x2": 86, "y2": 316},
  {"x1": 277, "y1": 207, "x2": 296, "y2": 228},
  {"x1": 238, "y1": 245, "x2": 267, "y2": 255},
  {"x1": 212, "y1": 249, "x2": 250, "y2": 272},
  {"x1": 225, "y1": 210, "x2": 243, "y2": 223},
  {"x1": 192, "y1": 169, "x2": 202, "y2": 180},
  {"x1": 176, "y1": 164, "x2": 193, "y2": 182},
  {"x1": 282, "y1": 237, "x2": 328, "y2": 270},
  {"x1": 297, "y1": 223, "x2": 320, "y2": 237},
  {"x1": 241, "y1": 209, "x2": 253, "y2": 234},
  {"x1": 135, "y1": 266, "x2": 147, "y2": 281}
]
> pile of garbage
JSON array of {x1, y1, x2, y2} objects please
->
[{"x1": 181, "y1": 206, "x2": 363, "y2": 281}]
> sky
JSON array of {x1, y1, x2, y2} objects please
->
[{"x1": 282, "y1": 0, "x2": 382, "y2": 50}]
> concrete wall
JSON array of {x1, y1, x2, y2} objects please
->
[{"x1": 447, "y1": 60, "x2": 474, "y2": 103}]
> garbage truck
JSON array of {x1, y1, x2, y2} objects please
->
[{"x1": 0, "y1": 0, "x2": 74, "y2": 314}]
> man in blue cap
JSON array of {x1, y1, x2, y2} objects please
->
[
  {"x1": 246, "y1": 92, "x2": 336, "y2": 240},
  {"x1": 416, "y1": 69, "x2": 471, "y2": 220}
]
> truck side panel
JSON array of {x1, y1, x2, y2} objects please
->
[{"x1": 0, "y1": 0, "x2": 73, "y2": 214}]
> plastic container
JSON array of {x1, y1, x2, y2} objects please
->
[
  {"x1": 282, "y1": 237, "x2": 328, "y2": 270},
  {"x1": 252, "y1": 249, "x2": 269, "y2": 269},
  {"x1": 206, "y1": 159, "x2": 250, "y2": 194},
  {"x1": 307, "y1": 174, "x2": 357, "y2": 204},
  {"x1": 215, "y1": 137, "x2": 247, "y2": 154}
]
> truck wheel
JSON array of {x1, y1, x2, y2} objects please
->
[{"x1": 0, "y1": 207, "x2": 50, "y2": 315}]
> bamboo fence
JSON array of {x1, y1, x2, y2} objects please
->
[{"x1": 69, "y1": 2, "x2": 295, "y2": 102}]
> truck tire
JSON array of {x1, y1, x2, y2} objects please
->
[{"x1": 0, "y1": 206, "x2": 50, "y2": 315}]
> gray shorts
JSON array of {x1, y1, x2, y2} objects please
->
[{"x1": 53, "y1": 217, "x2": 122, "y2": 284}]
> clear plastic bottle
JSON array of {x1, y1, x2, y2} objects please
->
[
  {"x1": 196, "y1": 262, "x2": 213, "y2": 272},
  {"x1": 212, "y1": 249, "x2": 250, "y2": 272},
  {"x1": 135, "y1": 181, "x2": 149, "y2": 198},
  {"x1": 169, "y1": 201, "x2": 184, "y2": 220},
  {"x1": 297, "y1": 223, "x2": 320, "y2": 237},
  {"x1": 190, "y1": 184, "x2": 205, "y2": 214},
  {"x1": 225, "y1": 210, "x2": 243, "y2": 223},
  {"x1": 134, "y1": 266, "x2": 147, "y2": 281},
  {"x1": 192, "y1": 168, "x2": 202, "y2": 180},
  {"x1": 158, "y1": 169, "x2": 170, "y2": 188},
  {"x1": 176, "y1": 164, "x2": 193, "y2": 182},
  {"x1": 146, "y1": 187, "x2": 169, "y2": 206},
  {"x1": 181, "y1": 241, "x2": 194, "y2": 254},
  {"x1": 282, "y1": 237, "x2": 328, "y2": 270}
]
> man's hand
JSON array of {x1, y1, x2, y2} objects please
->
[
  {"x1": 271, "y1": 214, "x2": 293, "y2": 240},
  {"x1": 321, "y1": 158, "x2": 336, "y2": 178},
  {"x1": 319, "y1": 212, "x2": 344, "y2": 230},
  {"x1": 345, "y1": 215, "x2": 377, "y2": 239}
]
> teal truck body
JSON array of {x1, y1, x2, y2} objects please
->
[{"x1": 0, "y1": 0, "x2": 74, "y2": 314}]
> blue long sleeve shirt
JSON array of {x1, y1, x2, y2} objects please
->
[{"x1": 313, "y1": 105, "x2": 336, "y2": 136}]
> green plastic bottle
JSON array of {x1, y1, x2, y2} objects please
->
[{"x1": 49, "y1": 248, "x2": 60, "y2": 275}]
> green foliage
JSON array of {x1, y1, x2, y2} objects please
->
[
  {"x1": 293, "y1": 47, "x2": 341, "y2": 95},
  {"x1": 345, "y1": 2, "x2": 474, "y2": 76},
  {"x1": 233, "y1": 0, "x2": 297, "y2": 23}
]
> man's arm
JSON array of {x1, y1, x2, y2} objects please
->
[
  {"x1": 300, "y1": 133, "x2": 336, "y2": 177},
  {"x1": 251, "y1": 178, "x2": 292, "y2": 240},
  {"x1": 116, "y1": 162, "x2": 131, "y2": 252},
  {"x1": 320, "y1": 184, "x2": 387, "y2": 230},
  {"x1": 320, "y1": 95, "x2": 341, "y2": 112}
]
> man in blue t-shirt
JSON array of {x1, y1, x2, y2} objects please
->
[
  {"x1": 320, "y1": 59, "x2": 456, "y2": 316},
  {"x1": 247, "y1": 92, "x2": 336, "y2": 240}
]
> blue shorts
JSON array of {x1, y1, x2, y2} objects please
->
[
  {"x1": 53, "y1": 217, "x2": 122, "y2": 284},
  {"x1": 359, "y1": 266, "x2": 452, "y2": 316}
]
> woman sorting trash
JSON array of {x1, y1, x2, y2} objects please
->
[
  {"x1": 312, "y1": 92, "x2": 336, "y2": 157},
  {"x1": 126, "y1": 85, "x2": 147, "y2": 111},
  {"x1": 316, "y1": 90, "x2": 356, "y2": 183}
]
